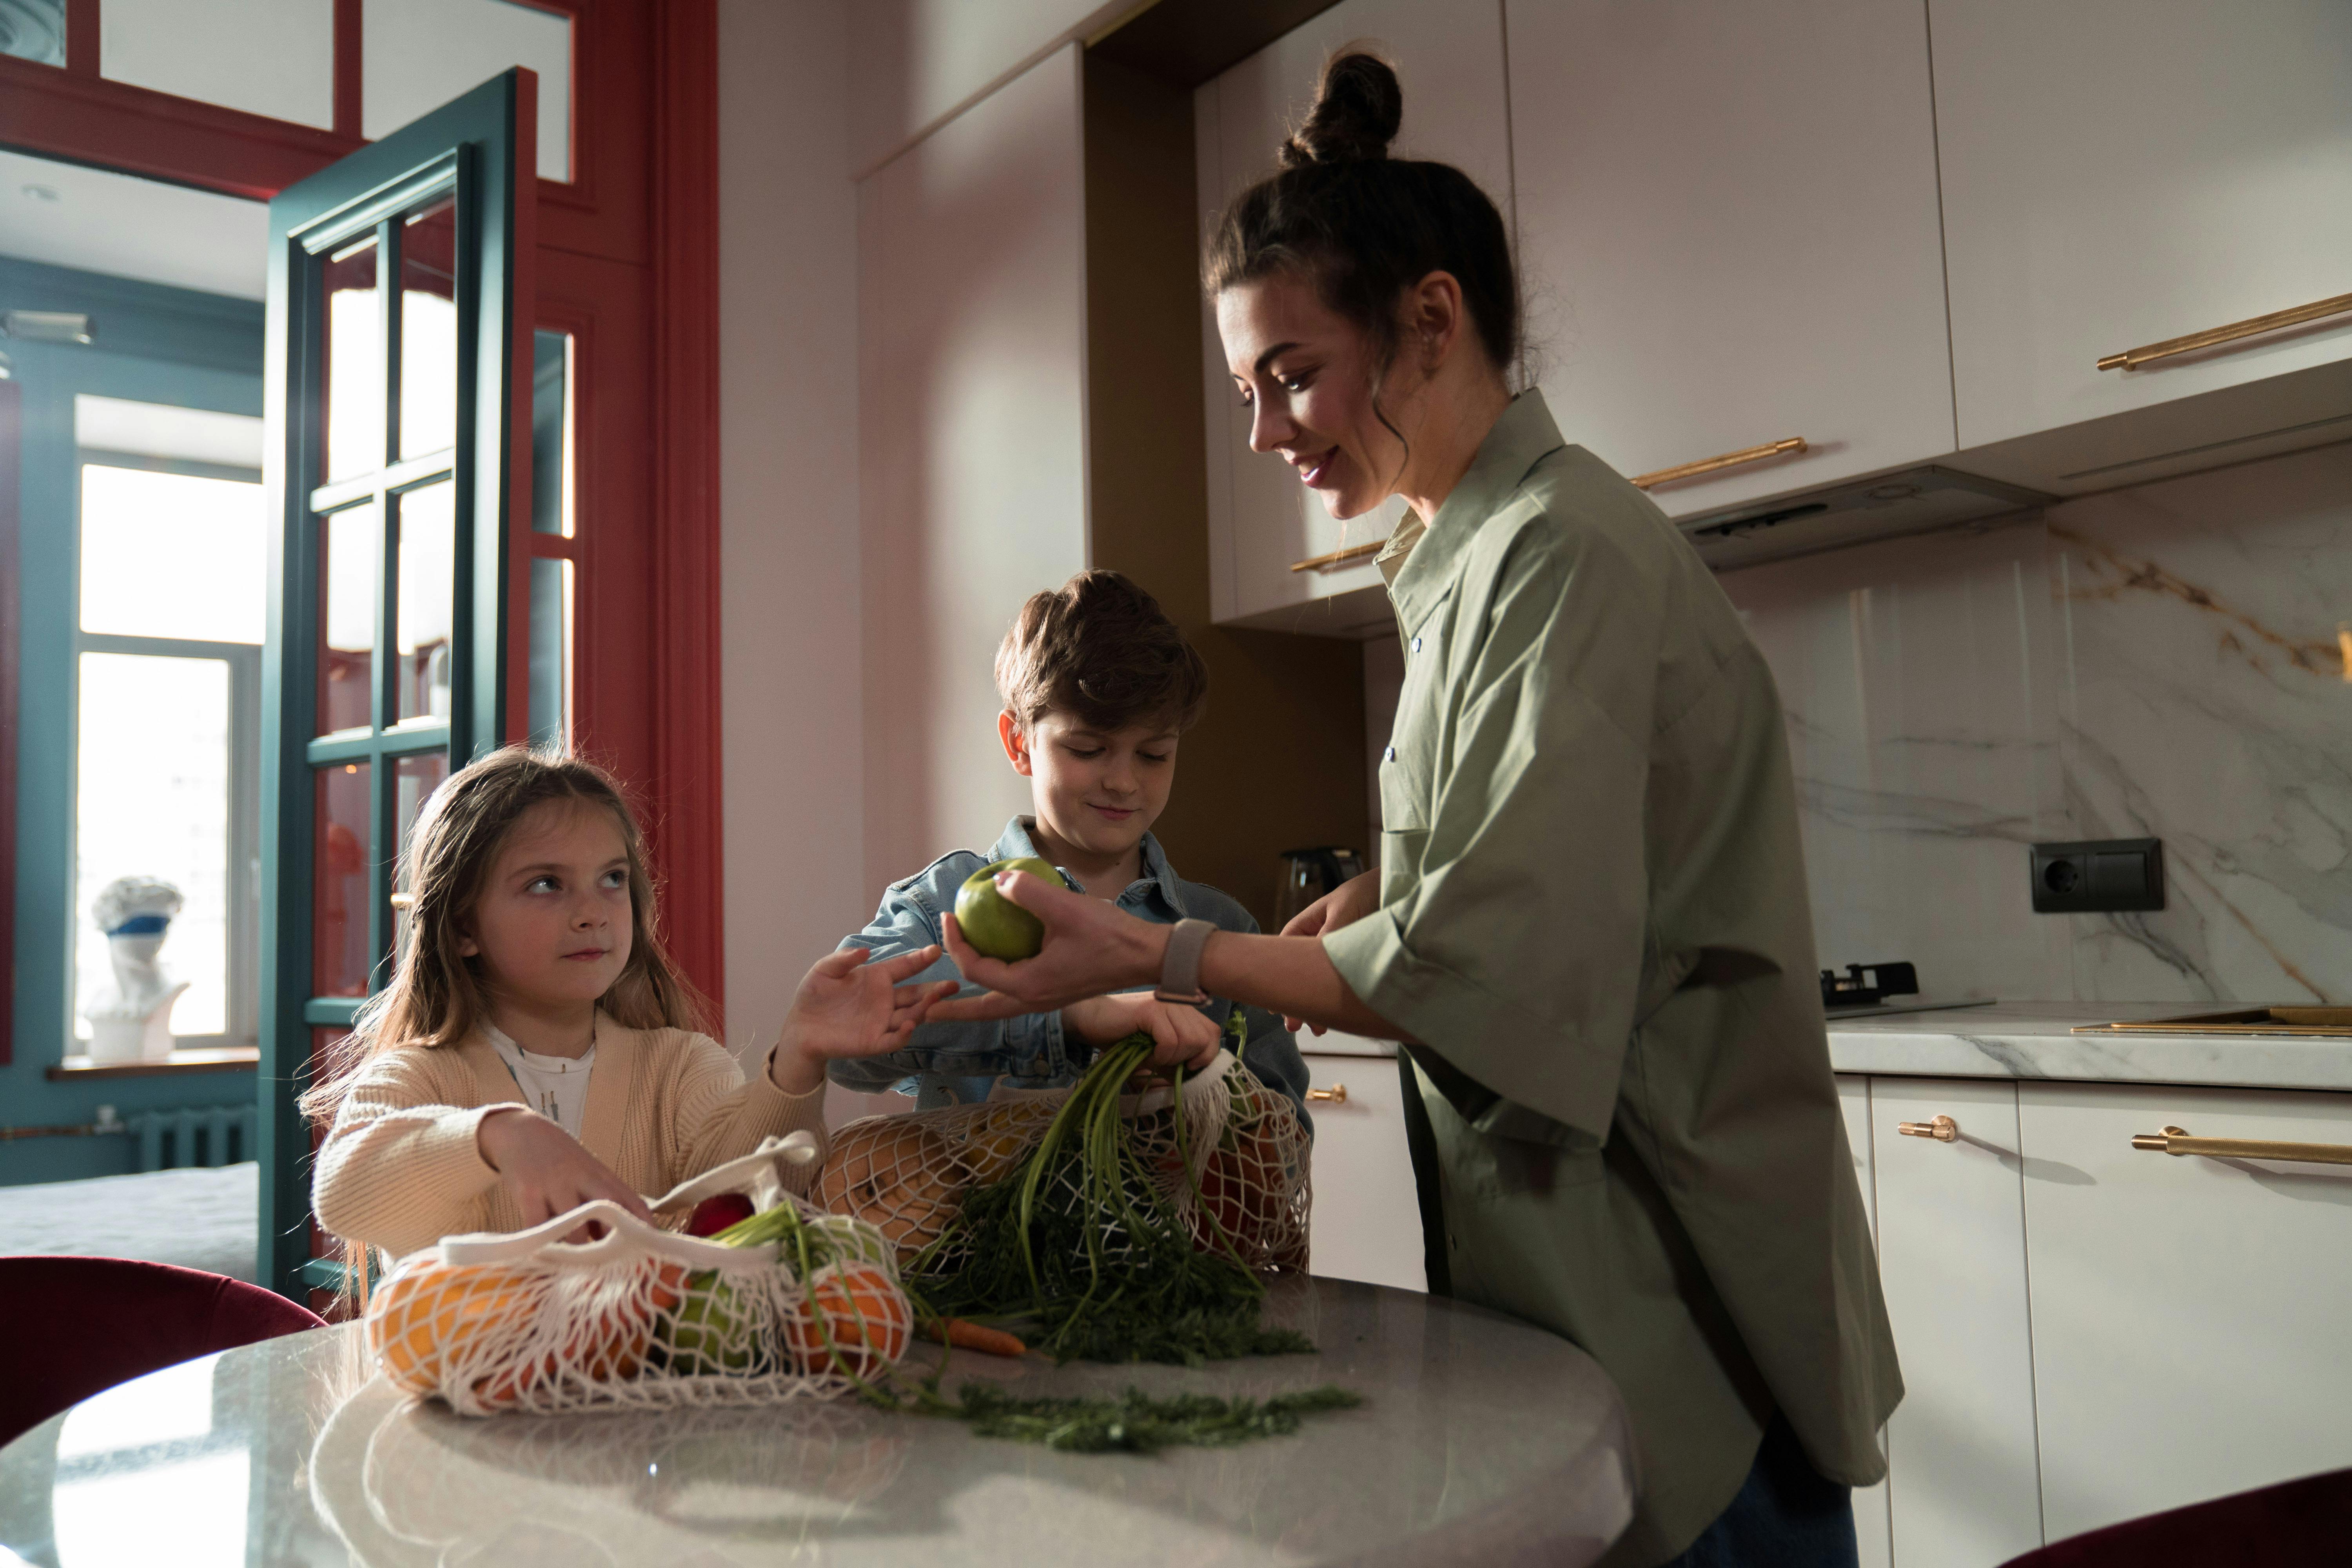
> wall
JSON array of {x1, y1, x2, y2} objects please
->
[
  {"x1": 1726, "y1": 439, "x2": 2352, "y2": 1005},
  {"x1": 856, "y1": 44, "x2": 1091, "y2": 905},
  {"x1": 848, "y1": 0, "x2": 1132, "y2": 175},
  {"x1": 715, "y1": 0, "x2": 867, "y2": 1060},
  {"x1": 1083, "y1": 53, "x2": 1370, "y2": 928}
]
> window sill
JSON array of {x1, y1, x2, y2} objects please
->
[{"x1": 46, "y1": 1046, "x2": 261, "y2": 1081}]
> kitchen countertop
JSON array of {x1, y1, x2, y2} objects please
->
[
  {"x1": 0, "y1": 1276, "x2": 1636, "y2": 1568},
  {"x1": 1827, "y1": 1001, "x2": 2352, "y2": 1093}
]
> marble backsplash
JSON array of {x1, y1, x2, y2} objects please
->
[{"x1": 1723, "y1": 439, "x2": 2352, "y2": 1006}]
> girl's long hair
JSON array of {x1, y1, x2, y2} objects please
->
[{"x1": 298, "y1": 746, "x2": 709, "y2": 1128}]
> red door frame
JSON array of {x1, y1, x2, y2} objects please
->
[{"x1": 0, "y1": 0, "x2": 727, "y2": 1024}]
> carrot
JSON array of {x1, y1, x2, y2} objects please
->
[{"x1": 931, "y1": 1316, "x2": 1026, "y2": 1358}]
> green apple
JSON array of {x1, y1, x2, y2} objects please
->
[{"x1": 955, "y1": 856, "x2": 1057, "y2": 961}]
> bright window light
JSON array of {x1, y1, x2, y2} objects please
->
[{"x1": 78, "y1": 465, "x2": 265, "y2": 645}]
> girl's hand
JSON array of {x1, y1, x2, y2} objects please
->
[
  {"x1": 477, "y1": 1107, "x2": 655, "y2": 1239},
  {"x1": 937, "y1": 869, "x2": 1164, "y2": 1014},
  {"x1": 1276, "y1": 868, "x2": 1382, "y2": 1033},
  {"x1": 771, "y1": 944, "x2": 960, "y2": 1093},
  {"x1": 1062, "y1": 991, "x2": 1223, "y2": 1073}
]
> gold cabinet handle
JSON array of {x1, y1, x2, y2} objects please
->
[
  {"x1": 1305, "y1": 1084, "x2": 1348, "y2": 1103},
  {"x1": 2097, "y1": 291, "x2": 2352, "y2": 372},
  {"x1": 1630, "y1": 437, "x2": 1807, "y2": 491},
  {"x1": 1289, "y1": 541, "x2": 1384, "y2": 574},
  {"x1": 2130, "y1": 1124, "x2": 2352, "y2": 1166},
  {"x1": 1897, "y1": 1115, "x2": 1958, "y2": 1143}
]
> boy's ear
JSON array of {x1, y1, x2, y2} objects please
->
[{"x1": 998, "y1": 710, "x2": 1034, "y2": 777}]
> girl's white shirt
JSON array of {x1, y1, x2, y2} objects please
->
[{"x1": 483, "y1": 1020, "x2": 596, "y2": 1136}]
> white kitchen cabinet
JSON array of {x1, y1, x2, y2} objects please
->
[
  {"x1": 1301, "y1": 1046, "x2": 1425, "y2": 1292},
  {"x1": 2016, "y1": 1082, "x2": 2352, "y2": 1541},
  {"x1": 1504, "y1": 0, "x2": 1955, "y2": 523},
  {"x1": 1932, "y1": 0, "x2": 2352, "y2": 488},
  {"x1": 1193, "y1": 0, "x2": 1512, "y2": 635},
  {"x1": 1836, "y1": 1076, "x2": 1892, "y2": 1568},
  {"x1": 1871, "y1": 1078, "x2": 2043, "y2": 1568}
]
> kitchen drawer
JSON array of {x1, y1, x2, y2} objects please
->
[{"x1": 1301, "y1": 1052, "x2": 1424, "y2": 1292}]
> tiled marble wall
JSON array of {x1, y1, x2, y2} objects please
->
[{"x1": 1723, "y1": 440, "x2": 2352, "y2": 1006}]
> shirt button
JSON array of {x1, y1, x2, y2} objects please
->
[
  {"x1": 1411, "y1": 636, "x2": 1422, "y2": 653},
  {"x1": 1384, "y1": 746, "x2": 1396, "y2": 763}
]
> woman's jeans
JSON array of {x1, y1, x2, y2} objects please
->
[{"x1": 1661, "y1": 1411, "x2": 1860, "y2": 1568}]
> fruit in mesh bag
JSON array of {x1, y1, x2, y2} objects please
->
[
  {"x1": 1195, "y1": 1078, "x2": 1301, "y2": 1264},
  {"x1": 955, "y1": 1100, "x2": 1047, "y2": 1186},
  {"x1": 783, "y1": 1262, "x2": 911, "y2": 1376},
  {"x1": 659, "y1": 1270, "x2": 761, "y2": 1374},
  {"x1": 812, "y1": 1116, "x2": 964, "y2": 1261},
  {"x1": 370, "y1": 1260, "x2": 545, "y2": 1400},
  {"x1": 370, "y1": 1257, "x2": 685, "y2": 1407}
]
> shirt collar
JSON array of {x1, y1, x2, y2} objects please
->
[
  {"x1": 1383, "y1": 388, "x2": 1568, "y2": 633},
  {"x1": 995, "y1": 815, "x2": 1187, "y2": 916}
]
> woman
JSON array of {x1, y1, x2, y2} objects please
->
[{"x1": 939, "y1": 52, "x2": 1899, "y2": 1568}]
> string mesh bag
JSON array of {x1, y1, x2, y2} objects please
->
[
  {"x1": 810, "y1": 1033, "x2": 1313, "y2": 1363},
  {"x1": 364, "y1": 1134, "x2": 915, "y2": 1416}
]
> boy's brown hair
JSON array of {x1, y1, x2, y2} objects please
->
[{"x1": 996, "y1": 570, "x2": 1210, "y2": 734}]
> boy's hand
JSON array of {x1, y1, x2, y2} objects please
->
[
  {"x1": 477, "y1": 1107, "x2": 656, "y2": 1240},
  {"x1": 1062, "y1": 991, "x2": 1222, "y2": 1073},
  {"x1": 771, "y1": 945, "x2": 960, "y2": 1094},
  {"x1": 1276, "y1": 868, "x2": 1381, "y2": 1033}
]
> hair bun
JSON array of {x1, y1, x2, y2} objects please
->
[{"x1": 1278, "y1": 51, "x2": 1402, "y2": 170}]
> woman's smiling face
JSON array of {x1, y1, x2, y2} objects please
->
[{"x1": 1217, "y1": 272, "x2": 1405, "y2": 521}]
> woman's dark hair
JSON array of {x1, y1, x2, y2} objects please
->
[{"x1": 1205, "y1": 50, "x2": 1520, "y2": 379}]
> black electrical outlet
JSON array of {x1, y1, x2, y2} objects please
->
[{"x1": 2031, "y1": 838, "x2": 2164, "y2": 913}]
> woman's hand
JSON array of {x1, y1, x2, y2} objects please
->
[
  {"x1": 477, "y1": 1107, "x2": 655, "y2": 1239},
  {"x1": 771, "y1": 945, "x2": 961, "y2": 1094},
  {"x1": 1062, "y1": 991, "x2": 1223, "y2": 1073},
  {"x1": 1277, "y1": 867, "x2": 1381, "y2": 1033},
  {"x1": 937, "y1": 869, "x2": 1165, "y2": 1013}
]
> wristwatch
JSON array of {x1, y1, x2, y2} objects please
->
[{"x1": 1152, "y1": 918, "x2": 1215, "y2": 1005}]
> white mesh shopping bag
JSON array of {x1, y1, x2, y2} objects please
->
[
  {"x1": 365, "y1": 1134, "x2": 915, "y2": 1416},
  {"x1": 813, "y1": 1047, "x2": 1312, "y2": 1278}
]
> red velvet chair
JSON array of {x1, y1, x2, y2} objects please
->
[
  {"x1": 0, "y1": 1256, "x2": 325, "y2": 1449},
  {"x1": 2000, "y1": 1467, "x2": 2352, "y2": 1566}
]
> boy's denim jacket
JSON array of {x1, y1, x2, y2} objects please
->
[{"x1": 829, "y1": 816, "x2": 1312, "y2": 1127}]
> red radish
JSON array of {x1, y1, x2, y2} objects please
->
[{"x1": 685, "y1": 1192, "x2": 756, "y2": 1237}]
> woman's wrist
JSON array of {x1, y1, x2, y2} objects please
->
[{"x1": 1126, "y1": 917, "x2": 1174, "y2": 991}]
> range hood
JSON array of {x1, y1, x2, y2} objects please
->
[{"x1": 1678, "y1": 465, "x2": 2053, "y2": 572}]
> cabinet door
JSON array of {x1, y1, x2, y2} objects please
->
[
  {"x1": 1933, "y1": 0, "x2": 2352, "y2": 455},
  {"x1": 1873, "y1": 1078, "x2": 2043, "y2": 1568},
  {"x1": 2018, "y1": 1083, "x2": 2352, "y2": 1541},
  {"x1": 1837, "y1": 1076, "x2": 1891, "y2": 1568},
  {"x1": 1301, "y1": 1051, "x2": 1425, "y2": 1292},
  {"x1": 1504, "y1": 0, "x2": 1953, "y2": 521},
  {"x1": 1195, "y1": 0, "x2": 1512, "y2": 631}
]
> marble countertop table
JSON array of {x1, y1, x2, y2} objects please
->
[
  {"x1": 1828, "y1": 1000, "x2": 2352, "y2": 1093},
  {"x1": 0, "y1": 1276, "x2": 1635, "y2": 1568}
]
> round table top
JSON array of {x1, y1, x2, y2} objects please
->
[{"x1": 0, "y1": 1276, "x2": 1633, "y2": 1568}]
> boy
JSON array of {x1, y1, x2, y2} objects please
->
[{"x1": 830, "y1": 570, "x2": 1310, "y2": 1121}]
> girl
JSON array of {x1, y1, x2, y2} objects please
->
[
  {"x1": 933, "y1": 51, "x2": 1899, "y2": 1568},
  {"x1": 309, "y1": 746, "x2": 956, "y2": 1263}
]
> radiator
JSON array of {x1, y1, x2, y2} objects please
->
[{"x1": 124, "y1": 1104, "x2": 258, "y2": 1172}]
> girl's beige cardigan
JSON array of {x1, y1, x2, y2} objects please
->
[{"x1": 312, "y1": 1011, "x2": 829, "y2": 1259}]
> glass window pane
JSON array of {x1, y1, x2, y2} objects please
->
[
  {"x1": 392, "y1": 752, "x2": 450, "y2": 962},
  {"x1": 530, "y1": 330, "x2": 573, "y2": 536},
  {"x1": 78, "y1": 465, "x2": 266, "y2": 644},
  {"x1": 0, "y1": 0, "x2": 64, "y2": 65},
  {"x1": 76, "y1": 395, "x2": 263, "y2": 469},
  {"x1": 364, "y1": 0, "x2": 572, "y2": 183},
  {"x1": 396, "y1": 483, "x2": 455, "y2": 724},
  {"x1": 102, "y1": 0, "x2": 333, "y2": 130},
  {"x1": 400, "y1": 199, "x2": 459, "y2": 460},
  {"x1": 314, "y1": 762, "x2": 372, "y2": 998},
  {"x1": 74, "y1": 653, "x2": 232, "y2": 1041},
  {"x1": 318, "y1": 503, "x2": 376, "y2": 736},
  {"x1": 528, "y1": 556, "x2": 571, "y2": 747},
  {"x1": 323, "y1": 237, "x2": 382, "y2": 483}
]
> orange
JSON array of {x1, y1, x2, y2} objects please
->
[{"x1": 783, "y1": 1263, "x2": 909, "y2": 1376}]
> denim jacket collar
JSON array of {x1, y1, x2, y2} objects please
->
[{"x1": 994, "y1": 816, "x2": 1189, "y2": 920}]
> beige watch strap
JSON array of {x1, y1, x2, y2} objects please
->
[{"x1": 1152, "y1": 918, "x2": 1215, "y2": 1005}]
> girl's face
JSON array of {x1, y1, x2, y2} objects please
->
[
  {"x1": 1002, "y1": 709, "x2": 1178, "y2": 868},
  {"x1": 1217, "y1": 272, "x2": 1408, "y2": 521},
  {"x1": 458, "y1": 799, "x2": 634, "y2": 1012}
]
